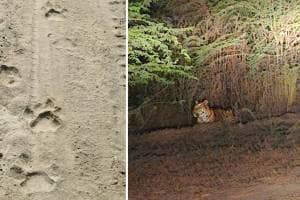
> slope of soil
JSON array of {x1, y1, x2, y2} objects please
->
[{"x1": 129, "y1": 113, "x2": 300, "y2": 200}]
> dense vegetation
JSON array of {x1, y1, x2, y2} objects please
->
[
  {"x1": 129, "y1": 0, "x2": 300, "y2": 130},
  {"x1": 128, "y1": 0, "x2": 194, "y2": 87}
]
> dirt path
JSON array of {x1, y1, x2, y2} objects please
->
[
  {"x1": 129, "y1": 113, "x2": 300, "y2": 200},
  {"x1": 0, "y1": 0, "x2": 125, "y2": 199}
]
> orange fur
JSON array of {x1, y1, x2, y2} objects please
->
[{"x1": 192, "y1": 100, "x2": 235, "y2": 123}]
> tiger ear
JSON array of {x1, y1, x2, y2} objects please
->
[{"x1": 203, "y1": 99, "x2": 208, "y2": 105}]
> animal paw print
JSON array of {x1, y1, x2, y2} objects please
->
[
  {"x1": 8, "y1": 164, "x2": 57, "y2": 194},
  {"x1": 20, "y1": 170, "x2": 56, "y2": 193},
  {"x1": 24, "y1": 98, "x2": 62, "y2": 132},
  {"x1": 0, "y1": 65, "x2": 21, "y2": 87},
  {"x1": 43, "y1": 1, "x2": 67, "y2": 21}
]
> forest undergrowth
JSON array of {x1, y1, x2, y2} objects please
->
[{"x1": 129, "y1": 0, "x2": 300, "y2": 131}]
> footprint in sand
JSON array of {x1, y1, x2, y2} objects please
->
[
  {"x1": 8, "y1": 164, "x2": 57, "y2": 194},
  {"x1": 20, "y1": 171, "x2": 56, "y2": 193},
  {"x1": 24, "y1": 98, "x2": 62, "y2": 133},
  {"x1": 0, "y1": 65, "x2": 21, "y2": 87},
  {"x1": 43, "y1": 2, "x2": 67, "y2": 22}
]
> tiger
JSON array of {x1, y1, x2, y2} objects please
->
[{"x1": 192, "y1": 99, "x2": 235, "y2": 123}]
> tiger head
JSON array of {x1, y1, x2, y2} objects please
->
[{"x1": 192, "y1": 100, "x2": 215, "y2": 123}]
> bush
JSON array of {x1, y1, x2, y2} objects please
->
[{"x1": 128, "y1": 0, "x2": 195, "y2": 87}]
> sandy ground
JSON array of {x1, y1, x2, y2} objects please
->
[
  {"x1": 129, "y1": 113, "x2": 300, "y2": 200},
  {"x1": 0, "y1": 0, "x2": 125, "y2": 199}
]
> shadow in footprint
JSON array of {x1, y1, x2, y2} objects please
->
[
  {"x1": 45, "y1": 8, "x2": 67, "y2": 21},
  {"x1": 9, "y1": 165, "x2": 26, "y2": 180},
  {"x1": 20, "y1": 171, "x2": 56, "y2": 193},
  {"x1": 0, "y1": 65, "x2": 21, "y2": 86},
  {"x1": 30, "y1": 111, "x2": 61, "y2": 132}
]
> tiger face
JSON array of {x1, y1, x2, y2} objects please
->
[{"x1": 192, "y1": 100, "x2": 215, "y2": 123}]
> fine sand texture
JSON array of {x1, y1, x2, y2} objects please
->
[{"x1": 0, "y1": 0, "x2": 126, "y2": 199}]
